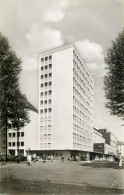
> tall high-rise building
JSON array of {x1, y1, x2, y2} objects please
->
[{"x1": 39, "y1": 43, "x2": 94, "y2": 160}]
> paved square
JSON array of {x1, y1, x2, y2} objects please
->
[{"x1": 0, "y1": 161, "x2": 124, "y2": 194}]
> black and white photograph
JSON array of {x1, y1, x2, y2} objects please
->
[{"x1": 0, "y1": 0, "x2": 124, "y2": 194}]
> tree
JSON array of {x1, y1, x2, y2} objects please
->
[
  {"x1": 0, "y1": 33, "x2": 30, "y2": 162},
  {"x1": 104, "y1": 30, "x2": 124, "y2": 120},
  {"x1": 10, "y1": 90, "x2": 30, "y2": 160}
]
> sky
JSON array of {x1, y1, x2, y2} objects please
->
[{"x1": 0, "y1": 0, "x2": 124, "y2": 140}]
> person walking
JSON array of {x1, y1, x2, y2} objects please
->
[
  {"x1": 118, "y1": 153, "x2": 122, "y2": 169},
  {"x1": 42, "y1": 154, "x2": 46, "y2": 163},
  {"x1": 51, "y1": 155, "x2": 53, "y2": 162}
]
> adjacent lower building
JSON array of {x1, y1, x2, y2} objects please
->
[
  {"x1": 93, "y1": 128, "x2": 118, "y2": 160},
  {"x1": 8, "y1": 103, "x2": 39, "y2": 156},
  {"x1": 117, "y1": 141, "x2": 124, "y2": 157},
  {"x1": 39, "y1": 43, "x2": 94, "y2": 160}
]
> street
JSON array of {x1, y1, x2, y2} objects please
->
[{"x1": 0, "y1": 161, "x2": 124, "y2": 194}]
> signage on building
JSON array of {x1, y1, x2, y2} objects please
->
[{"x1": 93, "y1": 143, "x2": 104, "y2": 153}]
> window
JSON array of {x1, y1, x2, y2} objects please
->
[
  {"x1": 48, "y1": 108, "x2": 52, "y2": 112},
  {"x1": 49, "y1": 55, "x2": 52, "y2": 60},
  {"x1": 12, "y1": 142, "x2": 15, "y2": 146},
  {"x1": 41, "y1": 66, "x2": 44, "y2": 70},
  {"x1": 12, "y1": 133, "x2": 15, "y2": 137},
  {"x1": 9, "y1": 142, "x2": 11, "y2": 146},
  {"x1": 45, "y1": 74, "x2": 47, "y2": 78},
  {"x1": 41, "y1": 75, "x2": 43, "y2": 79},
  {"x1": 49, "y1": 73, "x2": 52, "y2": 77},
  {"x1": 49, "y1": 99, "x2": 51, "y2": 104},
  {"x1": 45, "y1": 82, "x2": 47, "y2": 86},
  {"x1": 41, "y1": 83, "x2": 43, "y2": 87},
  {"x1": 41, "y1": 58, "x2": 44, "y2": 62},
  {"x1": 17, "y1": 142, "x2": 20, "y2": 146},
  {"x1": 21, "y1": 142, "x2": 24, "y2": 146},
  {"x1": 44, "y1": 108, "x2": 47, "y2": 113},
  {"x1": 49, "y1": 64, "x2": 52, "y2": 68},
  {"x1": 48, "y1": 90, "x2": 52, "y2": 95},
  {"x1": 41, "y1": 100, "x2": 43, "y2": 104},
  {"x1": 45, "y1": 100, "x2": 47, "y2": 104},
  {"x1": 8, "y1": 133, "x2": 11, "y2": 137},
  {"x1": 45, "y1": 57, "x2": 48, "y2": 61},
  {"x1": 40, "y1": 109, "x2": 43, "y2": 113},
  {"x1": 49, "y1": 81, "x2": 52, "y2": 86},
  {"x1": 21, "y1": 132, "x2": 24, "y2": 137},
  {"x1": 45, "y1": 65, "x2": 47, "y2": 69},
  {"x1": 45, "y1": 91, "x2": 47, "y2": 95},
  {"x1": 41, "y1": 92, "x2": 43, "y2": 96}
]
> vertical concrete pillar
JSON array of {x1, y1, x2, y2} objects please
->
[{"x1": 15, "y1": 149, "x2": 17, "y2": 156}]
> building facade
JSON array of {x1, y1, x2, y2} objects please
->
[
  {"x1": 117, "y1": 141, "x2": 124, "y2": 157},
  {"x1": 39, "y1": 43, "x2": 94, "y2": 160},
  {"x1": 8, "y1": 107, "x2": 39, "y2": 156}
]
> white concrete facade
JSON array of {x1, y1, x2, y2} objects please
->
[
  {"x1": 39, "y1": 43, "x2": 94, "y2": 153},
  {"x1": 93, "y1": 129, "x2": 105, "y2": 144},
  {"x1": 117, "y1": 141, "x2": 124, "y2": 157},
  {"x1": 8, "y1": 110, "x2": 39, "y2": 156}
]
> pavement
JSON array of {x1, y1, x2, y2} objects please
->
[{"x1": 0, "y1": 161, "x2": 124, "y2": 194}]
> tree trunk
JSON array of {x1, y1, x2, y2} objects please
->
[
  {"x1": 5, "y1": 110, "x2": 8, "y2": 163},
  {"x1": 17, "y1": 127, "x2": 20, "y2": 163}
]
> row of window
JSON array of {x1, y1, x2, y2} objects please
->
[
  {"x1": 41, "y1": 64, "x2": 52, "y2": 70},
  {"x1": 40, "y1": 99, "x2": 52, "y2": 104},
  {"x1": 40, "y1": 90, "x2": 52, "y2": 96},
  {"x1": 73, "y1": 78, "x2": 93, "y2": 102},
  {"x1": 73, "y1": 66, "x2": 93, "y2": 92},
  {"x1": 41, "y1": 55, "x2": 52, "y2": 62},
  {"x1": 40, "y1": 143, "x2": 51, "y2": 148},
  {"x1": 73, "y1": 50, "x2": 93, "y2": 85},
  {"x1": 8, "y1": 142, "x2": 24, "y2": 147},
  {"x1": 41, "y1": 81, "x2": 52, "y2": 87},
  {"x1": 73, "y1": 143, "x2": 92, "y2": 149},
  {"x1": 41, "y1": 73, "x2": 52, "y2": 79},
  {"x1": 40, "y1": 108, "x2": 52, "y2": 113},
  {"x1": 8, "y1": 132, "x2": 24, "y2": 138},
  {"x1": 73, "y1": 107, "x2": 91, "y2": 121},
  {"x1": 73, "y1": 82, "x2": 93, "y2": 103}
]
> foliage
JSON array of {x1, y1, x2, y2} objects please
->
[
  {"x1": 0, "y1": 33, "x2": 30, "y2": 159},
  {"x1": 104, "y1": 30, "x2": 124, "y2": 120}
]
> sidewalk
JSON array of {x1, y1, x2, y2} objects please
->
[{"x1": 0, "y1": 161, "x2": 124, "y2": 194}]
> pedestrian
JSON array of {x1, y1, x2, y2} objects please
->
[
  {"x1": 48, "y1": 155, "x2": 50, "y2": 160},
  {"x1": 118, "y1": 153, "x2": 122, "y2": 169},
  {"x1": 76, "y1": 155, "x2": 79, "y2": 161},
  {"x1": 27, "y1": 155, "x2": 31, "y2": 166},
  {"x1": 68, "y1": 156, "x2": 71, "y2": 162},
  {"x1": 42, "y1": 154, "x2": 46, "y2": 163},
  {"x1": 61, "y1": 156, "x2": 64, "y2": 162},
  {"x1": 51, "y1": 155, "x2": 53, "y2": 162}
]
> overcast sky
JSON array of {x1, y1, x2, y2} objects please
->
[{"x1": 0, "y1": 0, "x2": 124, "y2": 140}]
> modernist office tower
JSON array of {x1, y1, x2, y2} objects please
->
[{"x1": 39, "y1": 43, "x2": 94, "y2": 159}]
